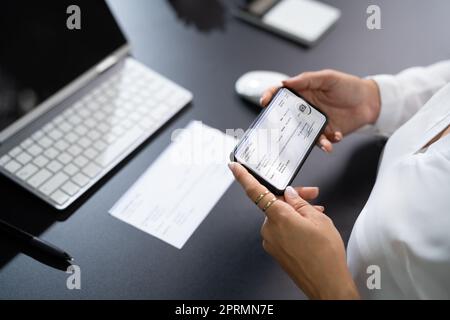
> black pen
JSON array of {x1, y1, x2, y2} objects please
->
[{"x1": 0, "y1": 219, "x2": 73, "y2": 262}]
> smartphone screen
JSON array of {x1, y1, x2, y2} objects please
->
[{"x1": 233, "y1": 88, "x2": 327, "y2": 192}]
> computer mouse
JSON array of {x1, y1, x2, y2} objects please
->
[{"x1": 235, "y1": 70, "x2": 289, "y2": 105}]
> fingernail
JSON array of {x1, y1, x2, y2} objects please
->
[
  {"x1": 228, "y1": 162, "x2": 236, "y2": 171},
  {"x1": 321, "y1": 146, "x2": 328, "y2": 153},
  {"x1": 317, "y1": 206, "x2": 325, "y2": 211},
  {"x1": 335, "y1": 132, "x2": 342, "y2": 141},
  {"x1": 285, "y1": 186, "x2": 298, "y2": 198}
]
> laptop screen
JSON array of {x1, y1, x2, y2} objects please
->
[{"x1": 0, "y1": 0, "x2": 127, "y2": 133}]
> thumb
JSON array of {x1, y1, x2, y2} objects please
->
[
  {"x1": 284, "y1": 186, "x2": 311, "y2": 216},
  {"x1": 283, "y1": 71, "x2": 323, "y2": 92},
  {"x1": 283, "y1": 70, "x2": 336, "y2": 92}
]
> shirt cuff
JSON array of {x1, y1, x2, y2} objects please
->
[{"x1": 366, "y1": 75, "x2": 402, "y2": 137}]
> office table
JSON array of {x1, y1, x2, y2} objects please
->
[{"x1": 1, "y1": 0, "x2": 449, "y2": 299}]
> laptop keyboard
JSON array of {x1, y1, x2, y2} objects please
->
[{"x1": 0, "y1": 58, "x2": 192, "y2": 209}]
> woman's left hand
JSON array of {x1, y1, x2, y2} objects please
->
[{"x1": 228, "y1": 162, "x2": 360, "y2": 300}]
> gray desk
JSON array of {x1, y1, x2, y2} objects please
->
[{"x1": 1, "y1": 0, "x2": 449, "y2": 299}]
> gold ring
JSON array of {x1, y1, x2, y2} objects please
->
[
  {"x1": 263, "y1": 197, "x2": 278, "y2": 212},
  {"x1": 254, "y1": 190, "x2": 269, "y2": 205}
]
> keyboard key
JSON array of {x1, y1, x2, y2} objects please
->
[
  {"x1": 47, "y1": 160, "x2": 63, "y2": 173},
  {"x1": 65, "y1": 132, "x2": 79, "y2": 144},
  {"x1": 84, "y1": 118, "x2": 97, "y2": 128},
  {"x1": 4, "y1": 160, "x2": 22, "y2": 174},
  {"x1": 131, "y1": 95, "x2": 144, "y2": 105},
  {"x1": 61, "y1": 181, "x2": 80, "y2": 196},
  {"x1": 74, "y1": 155, "x2": 89, "y2": 168},
  {"x1": 42, "y1": 123, "x2": 55, "y2": 133},
  {"x1": 78, "y1": 137, "x2": 92, "y2": 148},
  {"x1": 27, "y1": 144, "x2": 43, "y2": 157},
  {"x1": 102, "y1": 104, "x2": 115, "y2": 115},
  {"x1": 67, "y1": 114, "x2": 82, "y2": 126},
  {"x1": 75, "y1": 125, "x2": 89, "y2": 136},
  {"x1": 16, "y1": 152, "x2": 32, "y2": 165},
  {"x1": 59, "y1": 121, "x2": 73, "y2": 133},
  {"x1": 33, "y1": 155, "x2": 49, "y2": 168},
  {"x1": 37, "y1": 136, "x2": 53, "y2": 149},
  {"x1": 53, "y1": 115, "x2": 64, "y2": 125},
  {"x1": 72, "y1": 172, "x2": 89, "y2": 187},
  {"x1": 93, "y1": 140, "x2": 107, "y2": 152},
  {"x1": 27, "y1": 169, "x2": 52, "y2": 188},
  {"x1": 104, "y1": 133, "x2": 117, "y2": 144},
  {"x1": 62, "y1": 107, "x2": 74, "y2": 118},
  {"x1": 112, "y1": 126, "x2": 125, "y2": 137},
  {"x1": 0, "y1": 154, "x2": 11, "y2": 167},
  {"x1": 97, "y1": 122, "x2": 110, "y2": 134},
  {"x1": 93, "y1": 110, "x2": 106, "y2": 122},
  {"x1": 16, "y1": 163, "x2": 38, "y2": 181},
  {"x1": 9, "y1": 146, "x2": 22, "y2": 157},
  {"x1": 44, "y1": 147, "x2": 59, "y2": 159},
  {"x1": 50, "y1": 190, "x2": 70, "y2": 206},
  {"x1": 20, "y1": 139, "x2": 33, "y2": 149},
  {"x1": 67, "y1": 145, "x2": 83, "y2": 157},
  {"x1": 86, "y1": 101, "x2": 100, "y2": 112},
  {"x1": 87, "y1": 129, "x2": 101, "y2": 141},
  {"x1": 112, "y1": 108, "x2": 127, "y2": 118},
  {"x1": 58, "y1": 153, "x2": 73, "y2": 165},
  {"x1": 32, "y1": 130, "x2": 44, "y2": 141},
  {"x1": 78, "y1": 108, "x2": 91, "y2": 118},
  {"x1": 63, "y1": 163, "x2": 79, "y2": 176},
  {"x1": 48, "y1": 128, "x2": 63, "y2": 141},
  {"x1": 39, "y1": 172, "x2": 69, "y2": 196},
  {"x1": 55, "y1": 140, "x2": 69, "y2": 152},
  {"x1": 96, "y1": 95, "x2": 108, "y2": 105},
  {"x1": 84, "y1": 148, "x2": 98, "y2": 160},
  {"x1": 72, "y1": 101, "x2": 83, "y2": 112},
  {"x1": 82, "y1": 163, "x2": 101, "y2": 178},
  {"x1": 107, "y1": 115, "x2": 121, "y2": 126}
]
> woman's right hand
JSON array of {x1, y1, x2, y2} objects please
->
[{"x1": 261, "y1": 70, "x2": 381, "y2": 153}]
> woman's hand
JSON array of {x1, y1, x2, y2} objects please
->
[
  {"x1": 261, "y1": 70, "x2": 381, "y2": 153},
  {"x1": 229, "y1": 162, "x2": 360, "y2": 300}
]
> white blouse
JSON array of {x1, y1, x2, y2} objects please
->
[{"x1": 347, "y1": 61, "x2": 450, "y2": 299}]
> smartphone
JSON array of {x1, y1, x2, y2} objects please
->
[{"x1": 231, "y1": 87, "x2": 327, "y2": 195}]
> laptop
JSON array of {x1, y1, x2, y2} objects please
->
[{"x1": 0, "y1": 1, "x2": 193, "y2": 210}]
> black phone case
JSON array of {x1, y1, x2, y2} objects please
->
[{"x1": 231, "y1": 87, "x2": 328, "y2": 196}]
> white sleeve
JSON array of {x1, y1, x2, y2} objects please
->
[{"x1": 370, "y1": 61, "x2": 450, "y2": 137}]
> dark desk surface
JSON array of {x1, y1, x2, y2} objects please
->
[{"x1": 1, "y1": 0, "x2": 449, "y2": 299}]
